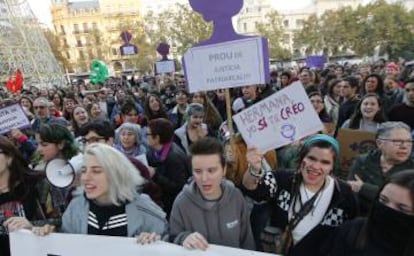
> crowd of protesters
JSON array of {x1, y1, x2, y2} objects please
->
[{"x1": 0, "y1": 59, "x2": 414, "y2": 256}]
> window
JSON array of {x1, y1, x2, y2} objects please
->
[
  {"x1": 66, "y1": 52, "x2": 70, "y2": 60},
  {"x1": 92, "y1": 22, "x2": 98, "y2": 30},
  {"x1": 73, "y1": 24, "x2": 79, "y2": 34},
  {"x1": 77, "y1": 39, "x2": 82, "y2": 47},
  {"x1": 243, "y1": 23, "x2": 247, "y2": 32},
  {"x1": 60, "y1": 25, "x2": 66, "y2": 35},
  {"x1": 79, "y1": 50, "x2": 85, "y2": 60},
  {"x1": 112, "y1": 48, "x2": 117, "y2": 55},
  {"x1": 258, "y1": 7, "x2": 261, "y2": 12},
  {"x1": 62, "y1": 38, "x2": 68, "y2": 47},
  {"x1": 283, "y1": 20, "x2": 289, "y2": 28},
  {"x1": 296, "y1": 19, "x2": 304, "y2": 27},
  {"x1": 82, "y1": 23, "x2": 88, "y2": 33}
]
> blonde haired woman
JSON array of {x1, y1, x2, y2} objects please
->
[{"x1": 34, "y1": 143, "x2": 167, "y2": 243}]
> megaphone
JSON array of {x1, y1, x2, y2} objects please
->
[{"x1": 45, "y1": 154, "x2": 84, "y2": 188}]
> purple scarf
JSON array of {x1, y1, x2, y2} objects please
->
[{"x1": 153, "y1": 141, "x2": 173, "y2": 161}]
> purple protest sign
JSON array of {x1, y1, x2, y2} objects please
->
[
  {"x1": 155, "y1": 42, "x2": 176, "y2": 73},
  {"x1": 306, "y1": 55, "x2": 326, "y2": 69},
  {"x1": 189, "y1": 0, "x2": 246, "y2": 45},
  {"x1": 184, "y1": 0, "x2": 270, "y2": 92},
  {"x1": 120, "y1": 44, "x2": 138, "y2": 55},
  {"x1": 157, "y1": 43, "x2": 170, "y2": 61},
  {"x1": 121, "y1": 31, "x2": 132, "y2": 43},
  {"x1": 0, "y1": 104, "x2": 31, "y2": 134},
  {"x1": 120, "y1": 31, "x2": 138, "y2": 56}
]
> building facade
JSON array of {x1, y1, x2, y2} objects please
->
[
  {"x1": 401, "y1": 0, "x2": 414, "y2": 10},
  {"x1": 50, "y1": 0, "x2": 142, "y2": 73},
  {"x1": 235, "y1": 0, "x2": 273, "y2": 35},
  {"x1": 140, "y1": 0, "x2": 188, "y2": 16},
  {"x1": 236, "y1": 0, "x2": 364, "y2": 54}
]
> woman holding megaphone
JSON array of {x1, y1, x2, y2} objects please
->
[{"x1": 33, "y1": 123, "x2": 80, "y2": 222}]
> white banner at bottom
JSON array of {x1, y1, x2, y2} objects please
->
[{"x1": 10, "y1": 230, "x2": 276, "y2": 256}]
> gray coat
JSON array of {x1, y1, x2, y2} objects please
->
[
  {"x1": 169, "y1": 179, "x2": 255, "y2": 250},
  {"x1": 62, "y1": 193, "x2": 168, "y2": 238},
  {"x1": 174, "y1": 123, "x2": 190, "y2": 154}
]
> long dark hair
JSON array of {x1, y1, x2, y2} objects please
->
[
  {"x1": 355, "y1": 170, "x2": 414, "y2": 255},
  {"x1": 144, "y1": 93, "x2": 168, "y2": 121},
  {"x1": 327, "y1": 79, "x2": 343, "y2": 100},
  {"x1": 361, "y1": 73, "x2": 384, "y2": 96},
  {"x1": 348, "y1": 93, "x2": 386, "y2": 129},
  {"x1": 0, "y1": 136, "x2": 33, "y2": 197}
]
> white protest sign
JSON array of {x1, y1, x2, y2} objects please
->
[
  {"x1": 184, "y1": 37, "x2": 266, "y2": 93},
  {"x1": 0, "y1": 103, "x2": 30, "y2": 134},
  {"x1": 233, "y1": 83, "x2": 324, "y2": 153},
  {"x1": 156, "y1": 60, "x2": 176, "y2": 74},
  {"x1": 10, "y1": 230, "x2": 276, "y2": 256}
]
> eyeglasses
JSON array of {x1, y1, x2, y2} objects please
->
[
  {"x1": 146, "y1": 133, "x2": 153, "y2": 136},
  {"x1": 310, "y1": 100, "x2": 324, "y2": 104},
  {"x1": 34, "y1": 106, "x2": 46, "y2": 110},
  {"x1": 378, "y1": 138, "x2": 414, "y2": 146},
  {"x1": 81, "y1": 137, "x2": 105, "y2": 144}
]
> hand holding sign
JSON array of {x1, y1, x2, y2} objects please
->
[
  {"x1": 136, "y1": 232, "x2": 161, "y2": 245},
  {"x1": 233, "y1": 83, "x2": 324, "y2": 153},
  {"x1": 246, "y1": 147, "x2": 263, "y2": 173},
  {"x1": 32, "y1": 224, "x2": 55, "y2": 237},
  {"x1": 9, "y1": 128, "x2": 24, "y2": 140},
  {"x1": 183, "y1": 232, "x2": 209, "y2": 251}
]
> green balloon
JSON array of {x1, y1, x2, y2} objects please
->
[{"x1": 89, "y1": 59, "x2": 109, "y2": 85}]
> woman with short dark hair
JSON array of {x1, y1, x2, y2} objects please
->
[
  {"x1": 170, "y1": 137, "x2": 255, "y2": 251},
  {"x1": 243, "y1": 134, "x2": 358, "y2": 256},
  {"x1": 146, "y1": 118, "x2": 191, "y2": 217}
]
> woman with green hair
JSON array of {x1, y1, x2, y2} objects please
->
[{"x1": 34, "y1": 123, "x2": 80, "y2": 224}]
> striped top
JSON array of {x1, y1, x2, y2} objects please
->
[{"x1": 87, "y1": 200, "x2": 127, "y2": 237}]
